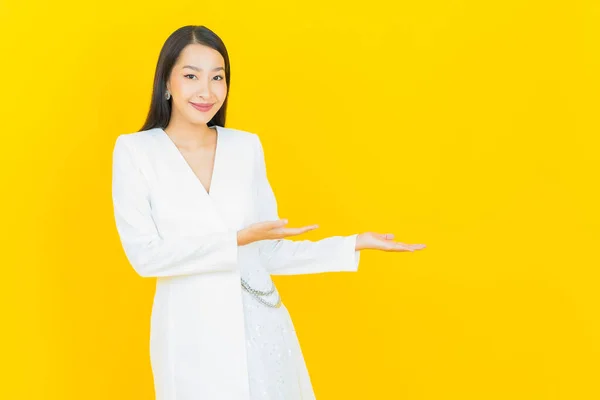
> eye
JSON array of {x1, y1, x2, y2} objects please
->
[
  {"x1": 184, "y1": 74, "x2": 197, "y2": 79},
  {"x1": 214, "y1": 75, "x2": 224, "y2": 81}
]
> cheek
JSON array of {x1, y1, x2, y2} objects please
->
[
  {"x1": 176, "y1": 82, "x2": 196, "y2": 97},
  {"x1": 214, "y1": 83, "x2": 228, "y2": 101},
  {"x1": 170, "y1": 76, "x2": 192, "y2": 93}
]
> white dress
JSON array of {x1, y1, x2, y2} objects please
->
[
  {"x1": 241, "y1": 259, "x2": 311, "y2": 399},
  {"x1": 111, "y1": 126, "x2": 360, "y2": 399}
]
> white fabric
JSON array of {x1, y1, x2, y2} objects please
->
[{"x1": 111, "y1": 125, "x2": 361, "y2": 399}]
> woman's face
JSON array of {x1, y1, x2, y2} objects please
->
[{"x1": 166, "y1": 43, "x2": 227, "y2": 126}]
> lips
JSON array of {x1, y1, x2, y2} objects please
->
[{"x1": 190, "y1": 102, "x2": 214, "y2": 112}]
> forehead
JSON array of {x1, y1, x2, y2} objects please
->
[{"x1": 176, "y1": 44, "x2": 225, "y2": 68}]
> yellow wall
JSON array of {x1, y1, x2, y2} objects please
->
[{"x1": 1, "y1": 0, "x2": 599, "y2": 398}]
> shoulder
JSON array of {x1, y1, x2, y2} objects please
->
[
  {"x1": 112, "y1": 129, "x2": 163, "y2": 171},
  {"x1": 115, "y1": 125, "x2": 259, "y2": 142},
  {"x1": 114, "y1": 128, "x2": 161, "y2": 148},
  {"x1": 114, "y1": 125, "x2": 264, "y2": 153},
  {"x1": 217, "y1": 125, "x2": 260, "y2": 146},
  {"x1": 217, "y1": 126, "x2": 267, "y2": 162}
]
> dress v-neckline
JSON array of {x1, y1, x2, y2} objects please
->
[{"x1": 158, "y1": 125, "x2": 221, "y2": 198}]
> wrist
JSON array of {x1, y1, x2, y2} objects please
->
[
  {"x1": 237, "y1": 229, "x2": 248, "y2": 246},
  {"x1": 237, "y1": 228, "x2": 254, "y2": 246},
  {"x1": 354, "y1": 233, "x2": 364, "y2": 251}
]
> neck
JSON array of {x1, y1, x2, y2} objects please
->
[{"x1": 163, "y1": 118, "x2": 216, "y2": 148}]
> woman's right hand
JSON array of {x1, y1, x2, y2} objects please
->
[{"x1": 237, "y1": 219, "x2": 319, "y2": 246}]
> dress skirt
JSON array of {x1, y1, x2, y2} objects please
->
[{"x1": 241, "y1": 257, "x2": 316, "y2": 399}]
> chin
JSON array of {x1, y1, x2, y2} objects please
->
[{"x1": 186, "y1": 114, "x2": 213, "y2": 125}]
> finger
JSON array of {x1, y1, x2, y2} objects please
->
[
  {"x1": 393, "y1": 242, "x2": 426, "y2": 251},
  {"x1": 295, "y1": 225, "x2": 319, "y2": 234},
  {"x1": 265, "y1": 218, "x2": 288, "y2": 228},
  {"x1": 373, "y1": 232, "x2": 395, "y2": 240},
  {"x1": 278, "y1": 228, "x2": 306, "y2": 237},
  {"x1": 383, "y1": 242, "x2": 415, "y2": 252},
  {"x1": 299, "y1": 224, "x2": 319, "y2": 231},
  {"x1": 390, "y1": 242, "x2": 411, "y2": 251},
  {"x1": 280, "y1": 225, "x2": 319, "y2": 236}
]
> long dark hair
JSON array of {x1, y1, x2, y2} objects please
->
[{"x1": 139, "y1": 25, "x2": 231, "y2": 132}]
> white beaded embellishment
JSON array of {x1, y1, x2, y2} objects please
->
[{"x1": 241, "y1": 277, "x2": 282, "y2": 308}]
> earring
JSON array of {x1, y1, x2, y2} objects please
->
[{"x1": 165, "y1": 90, "x2": 171, "y2": 100}]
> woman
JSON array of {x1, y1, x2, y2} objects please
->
[{"x1": 111, "y1": 25, "x2": 426, "y2": 400}]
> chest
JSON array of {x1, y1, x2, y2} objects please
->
[
  {"x1": 178, "y1": 145, "x2": 217, "y2": 195},
  {"x1": 141, "y1": 133, "x2": 259, "y2": 233}
]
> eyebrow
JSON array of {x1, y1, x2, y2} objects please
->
[{"x1": 181, "y1": 65, "x2": 225, "y2": 72}]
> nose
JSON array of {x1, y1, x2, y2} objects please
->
[{"x1": 195, "y1": 79, "x2": 211, "y2": 98}]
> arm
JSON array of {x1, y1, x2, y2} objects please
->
[
  {"x1": 111, "y1": 135, "x2": 238, "y2": 278},
  {"x1": 252, "y1": 134, "x2": 361, "y2": 275}
]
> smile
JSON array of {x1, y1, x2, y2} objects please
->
[{"x1": 190, "y1": 102, "x2": 214, "y2": 112}]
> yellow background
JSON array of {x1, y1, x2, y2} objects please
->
[{"x1": 2, "y1": 0, "x2": 599, "y2": 398}]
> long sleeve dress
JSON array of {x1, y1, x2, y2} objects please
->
[{"x1": 111, "y1": 125, "x2": 361, "y2": 400}]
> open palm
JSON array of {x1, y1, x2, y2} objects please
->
[{"x1": 356, "y1": 232, "x2": 426, "y2": 252}]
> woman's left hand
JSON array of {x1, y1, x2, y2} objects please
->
[{"x1": 355, "y1": 232, "x2": 426, "y2": 252}]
